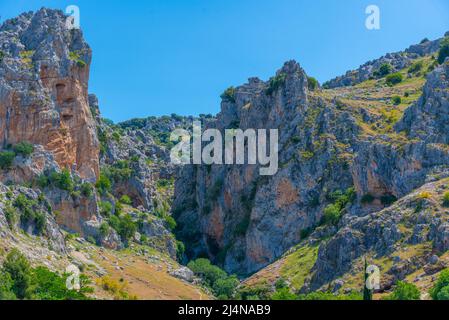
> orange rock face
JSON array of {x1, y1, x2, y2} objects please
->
[{"x1": 0, "y1": 63, "x2": 99, "y2": 181}]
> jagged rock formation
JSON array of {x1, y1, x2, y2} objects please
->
[
  {"x1": 173, "y1": 31, "x2": 449, "y2": 288},
  {"x1": 0, "y1": 9, "x2": 99, "y2": 181},
  {"x1": 323, "y1": 36, "x2": 443, "y2": 89}
]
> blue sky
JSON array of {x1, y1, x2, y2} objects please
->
[{"x1": 1, "y1": 0, "x2": 449, "y2": 122}]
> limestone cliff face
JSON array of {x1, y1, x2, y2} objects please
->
[
  {"x1": 173, "y1": 37, "x2": 449, "y2": 280},
  {"x1": 0, "y1": 9, "x2": 99, "y2": 181}
]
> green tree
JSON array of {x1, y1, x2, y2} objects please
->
[
  {"x1": 438, "y1": 37, "x2": 449, "y2": 64},
  {"x1": 0, "y1": 151, "x2": 16, "y2": 169},
  {"x1": 307, "y1": 77, "x2": 319, "y2": 91},
  {"x1": 13, "y1": 142, "x2": 34, "y2": 157},
  {"x1": 430, "y1": 269, "x2": 449, "y2": 300},
  {"x1": 384, "y1": 281, "x2": 420, "y2": 300},
  {"x1": 2, "y1": 249, "x2": 32, "y2": 299},
  {"x1": 385, "y1": 73, "x2": 403, "y2": 86},
  {"x1": 96, "y1": 172, "x2": 112, "y2": 195},
  {"x1": 271, "y1": 287, "x2": 297, "y2": 300},
  {"x1": 0, "y1": 271, "x2": 16, "y2": 300}
]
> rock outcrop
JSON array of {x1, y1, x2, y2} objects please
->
[{"x1": 0, "y1": 9, "x2": 99, "y2": 181}]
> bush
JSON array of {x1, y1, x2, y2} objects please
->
[
  {"x1": 109, "y1": 214, "x2": 137, "y2": 244},
  {"x1": 80, "y1": 183, "x2": 93, "y2": 198},
  {"x1": 119, "y1": 195, "x2": 132, "y2": 205},
  {"x1": 0, "y1": 50, "x2": 5, "y2": 63},
  {"x1": 220, "y1": 87, "x2": 236, "y2": 103},
  {"x1": 176, "y1": 241, "x2": 185, "y2": 260},
  {"x1": 392, "y1": 96, "x2": 402, "y2": 105},
  {"x1": 2, "y1": 249, "x2": 32, "y2": 299},
  {"x1": 266, "y1": 73, "x2": 287, "y2": 95},
  {"x1": 95, "y1": 173, "x2": 112, "y2": 195},
  {"x1": 408, "y1": 61, "x2": 423, "y2": 74},
  {"x1": 0, "y1": 151, "x2": 16, "y2": 170},
  {"x1": 0, "y1": 271, "x2": 16, "y2": 300},
  {"x1": 443, "y1": 192, "x2": 449, "y2": 207},
  {"x1": 164, "y1": 215, "x2": 177, "y2": 231},
  {"x1": 361, "y1": 193, "x2": 375, "y2": 204},
  {"x1": 430, "y1": 269, "x2": 449, "y2": 300},
  {"x1": 323, "y1": 204, "x2": 341, "y2": 225},
  {"x1": 383, "y1": 281, "x2": 420, "y2": 300},
  {"x1": 376, "y1": 63, "x2": 392, "y2": 77},
  {"x1": 99, "y1": 222, "x2": 110, "y2": 238},
  {"x1": 187, "y1": 258, "x2": 238, "y2": 299},
  {"x1": 99, "y1": 201, "x2": 113, "y2": 216},
  {"x1": 49, "y1": 169, "x2": 74, "y2": 191},
  {"x1": 13, "y1": 142, "x2": 34, "y2": 157},
  {"x1": 271, "y1": 287, "x2": 297, "y2": 300},
  {"x1": 385, "y1": 73, "x2": 403, "y2": 86},
  {"x1": 307, "y1": 77, "x2": 319, "y2": 91},
  {"x1": 438, "y1": 38, "x2": 449, "y2": 64}
]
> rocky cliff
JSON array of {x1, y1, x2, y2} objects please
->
[
  {"x1": 0, "y1": 9, "x2": 99, "y2": 182},
  {"x1": 173, "y1": 30, "x2": 449, "y2": 293}
]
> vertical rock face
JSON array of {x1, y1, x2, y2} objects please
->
[{"x1": 0, "y1": 9, "x2": 99, "y2": 181}]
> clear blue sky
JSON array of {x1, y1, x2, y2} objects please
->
[{"x1": 1, "y1": 0, "x2": 449, "y2": 122}]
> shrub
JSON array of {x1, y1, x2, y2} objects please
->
[
  {"x1": 443, "y1": 192, "x2": 449, "y2": 207},
  {"x1": 80, "y1": 183, "x2": 93, "y2": 198},
  {"x1": 386, "y1": 73, "x2": 403, "y2": 86},
  {"x1": 36, "y1": 174, "x2": 50, "y2": 189},
  {"x1": 31, "y1": 266, "x2": 90, "y2": 300},
  {"x1": 0, "y1": 271, "x2": 16, "y2": 300},
  {"x1": 187, "y1": 258, "x2": 227, "y2": 288},
  {"x1": 323, "y1": 204, "x2": 341, "y2": 225},
  {"x1": 176, "y1": 241, "x2": 185, "y2": 260},
  {"x1": 361, "y1": 193, "x2": 375, "y2": 204},
  {"x1": 392, "y1": 96, "x2": 402, "y2": 105},
  {"x1": 220, "y1": 87, "x2": 236, "y2": 102},
  {"x1": 271, "y1": 287, "x2": 297, "y2": 300},
  {"x1": 408, "y1": 61, "x2": 423, "y2": 74},
  {"x1": 0, "y1": 50, "x2": 5, "y2": 63},
  {"x1": 99, "y1": 222, "x2": 110, "y2": 238},
  {"x1": 49, "y1": 169, "x2": 74, "y2": 191},
  {"x1": 4, "y1": 206, "x2": 18, "y2": 228},
  {"x1": 307, "y1": 77, "x2": 319, "y2": 91},
  {"x1": 164, "y1": 215, "x2": 177, "y2": 231},
  {"x1": 34, "y1": 212, "x2": 46, "y2": 235},
  {"x1": 95, "y1": 173, "x2": 112, "y2": 195},
  {"x1": 13, "y1": 142, "x2": 34, "y2": 157},
  {"x1": 119, "y1": 195, "x2": 132, "y2": 205},
  {"x1": 438, "y1": 37, "x2": 449, "y2": 64},
  {"x1": 0, "y1": 151, "x2": 16, "y2": 169},
  {"x1": 376, "y1": 63, "x2": 392, "y2": 77},
  {"x1": 213, "y1": 276, "x2": 239, "y2": 299},
  {"x1": 2, "y1": 249, "x2": 32, "y2": 299},
  {"x1": 266, "y1": 73, "x2": 287, "y2": 95},
  {"x1": 381, "y1": 194, "x2": 398, "y2": 206},
  {"x1": 383, "y1": 281, "x2": 420, "y2": 300},
  {"x1": 430, "y1": 269, "x2": 449, "y2": 300},
  {"x1": 99, "y1": 201, "x2": 113, "y2": 216}
]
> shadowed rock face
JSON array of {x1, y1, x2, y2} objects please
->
[{"x1": 0, "y1": 8, "x2": 99, "y2": 181}]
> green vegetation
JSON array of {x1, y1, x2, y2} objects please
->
[
  {"x1": 99, "y1": 201, "x2": 113, "y2": 216},
  {"x1": 266, "y1": 73, "x2": 287, "y2": 95},
  {"x1": 443, "y1": 192, "x2": 449, "y2": 207},
  {"x1": 438, "y1": 37, "x2": 449, "y2": 64},
  {"x1": 0, "y1": 151, "x2": 15, "y2": 169},
  {"x1": 0, "y1": 249, "x2": 91, "y2": 300},
  {"x1": 95, "y1": 172, "x2": 112, "y2": 195},
  {"x1": 109, "y1": 214, "x2": 137, "y2": 244},
  {"x1": 13, "y1": 194, "x2": 46, "y2": 235},
  {"x1": 220, "y1": 87, "x2": 236, "y2": 103},
  {"x1": 297, "y1": 291, "x2": 362, "y2": 300},
  {"x1": 361, "y1": 193, "x2": 375, "y2": 204},
  {"x1": 307, "y1": 76, "x2": 319, "y2": 91},
  {"x1": 187, "y1": 258, "x2": 239, "y2": 300},
  {"x1": 13, "y1": 142, "x2": 34, "y2": 157},
  {"x1": 280, "y1": 245, "x2": 318, "y2": 290},
  {"x1": 385, "y1": 73, "x2": 403, "y2": 86},
  {"x1": 69, "y1": 50, "x2": 87, "y2": 68},
  {"x1": 322, "y1": 188, "x2": 355, "y2": 225},
  {"x1": 383, "y1": 281, "x2": 420, "y2": 300},
  {"x1": 374, "y1": 63, "x2": 392, "y2": 78},
  {"x1": 430, "y1": 269, "x2": 449, "y2": 300},
  {"x1": 119, "y1": 195, "x2": 132, "y2": 205},
  {"x1": 80, "y1": 183, "x2": 93, "y2": 198},
  {"x1": 392, "y1": 96, "x2": 402, "y2": 105},
  {"x1": 408, "y1": 61, "x2": 423, "y2": 74},
  {"x1": 0, "y1": 50, "x2": 5, "y2": 63},
  {"x1": 49, "y1": 169, "x2": 74, "y2": 192}
]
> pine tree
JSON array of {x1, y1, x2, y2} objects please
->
[{"x1": 363, "y1": 258, "x2": 373, "y2": 301}]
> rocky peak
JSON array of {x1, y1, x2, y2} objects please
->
[{"x1": 0, "y1": 8, "x2": 99, "y2": 181}]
